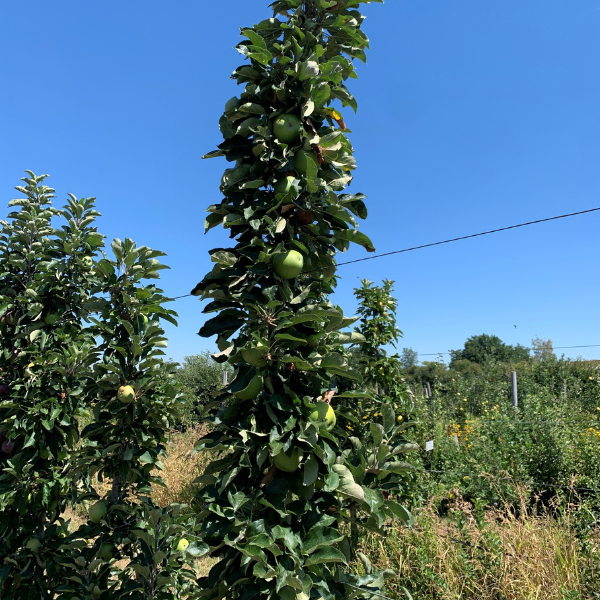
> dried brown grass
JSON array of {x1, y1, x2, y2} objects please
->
[
  {"x1": 360, "y1": 491, "x2": 600, "y2": 600},
  {"x1": 152, "y1": 425, "x2": 211, "y2": 508}
]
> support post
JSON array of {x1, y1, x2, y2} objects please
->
[{"x1": 511, "y1": 371, "x2": 518, "y2": 410}]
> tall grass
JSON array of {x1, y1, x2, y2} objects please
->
[
  {"x1": 358, "y1": 491, "x2": 600, "y2": 600},
  {"x1": 152, "y1": 425, "x2": 210, "y2": 508}
]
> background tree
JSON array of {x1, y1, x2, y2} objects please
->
[
  {"x1": 174, "y1": 351, "x2": 232, "y2": 429},
  {"x1": 531, "y1": 336, "x2": 555, "y2": 361},
  {"x1": 191, "y1": 2, "x2": 411, "y2": 599},
  {"x1": 400, "y1": 347, "x2": 418, "y2": 368},
  {"x1": 450, "y1": 333, "x2": 530, "y2": 367}
]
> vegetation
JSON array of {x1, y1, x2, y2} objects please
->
[
  {"x1": 174, "y1": 351, "x2": 231, "y2": 429},
  {"x1": 1, "y1": 1, "x2": 598, "y2": 598},
  {"x1": 190, "y1": 1, "x2": 417, "y2": 598}
]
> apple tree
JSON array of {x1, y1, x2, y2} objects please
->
[
  {"x1": 191, "y1": 2, "x2": 411, "y2": 599},
  {"x1": 0, "y1": 173, "x2": 103, "y2": 595},
  {"x1": 339, "y1": 280, "x2": 419, "y2": 551},
  {"x1": 58, "y1": 238, "x2": 200, "y2": 598}
]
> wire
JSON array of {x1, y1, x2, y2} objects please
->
[
  {"x1": 336, "y1": 206, "x2": 600, "y2": 267},
  {"x1": 419, "y1": 344, "x2": 600, "y2": 356},
  {"x1": 169, "y1": 206, "x2": 600, "y2": 301}
]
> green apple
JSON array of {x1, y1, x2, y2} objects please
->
[
  {"x1": 97, "y1": 543, "x2": 115, "y2": 561},
  {"x1": 176, "y1": 538, "x2": 189, "y2": 552},
  {"x1": 234, "y1": 374, "x2": 263, "y2": 400},
  {"x1": 273, "y1": 114, "x2": 302, "y2": 144},
  {"x1": 274, "y1": 449, "x2": 300, "y2": 472},
  {"x1": 396, "y1": 415, "x2": 403, "y2": 423},
  {"x1": 241, "y1": 343, "x2": 267, "y2": 367},
  {"x1": 294, "y1": 150, "x2": 317, "y2": 176},
  {"x1": 117, "y1": 385, "x2": 135, "y2": 403},
  {"x1": 273, "y1": 250, "x2": 304, "y2": 279},
  {"x1": 310, "y1": 402, "x2": 336, "y2": 431},
  {"x1": 274, "y1": 176, "x2": 297, "y2": 197},
  {"x1": 26, "y1": 538, "x2": 41, "y2": 553},
  {"x1": 44, "y1": 313, "x2": 60, "y2": 326},
  {"x1": 82, "y1": 256, "x2": 93, "y2": 270},
  {"x1": 89, "y1": 501, "x2": 107, "y2": 523}
]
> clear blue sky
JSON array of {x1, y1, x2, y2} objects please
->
[{"x1": 1, "y1": 1, "x2": 600, "y2": 364}]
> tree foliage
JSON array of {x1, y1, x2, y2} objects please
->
[
  {"x1": 0, "y1": 174, "x2": 195, "y2": 598},
  {"x1": 450, "y1": 334, "x2": 530, "y2": 368},
  {"x1": 191, "y1": 2, "x2": 413, "y2": 599},
  {"x1": 174, "y1": 351, "x2": 232, "y2": 428}
]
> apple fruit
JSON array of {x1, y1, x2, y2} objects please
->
[
  {"x1": 89, "y1": 501, "x2": 107, "y2": 523},
  {"x1": 117, "y1": 385, "x2": 135, "y2": 403},
  {"x1": 82, "y1": 256, "x2": 93, "y2": 270},
  {"x1": 273, "y1": 114, "x2": 302, "y2": 144},
  {"x1": 0, "y1": 384, "x2": 9, "y2": 397},
  {"x1": 241, "y1": 343, "x2": 267, "y2": 367},
  {"x1": 273, "y1": 250, "x2": 304, "y2": 279},
  {"x1": 274, "y1": 176, "x2": 297, "y2": 197},
  {"x1": 234, "y1": 374, "x2": 263, "y2": 400},
  {"x1": 25, "y1": 538, "x2": 41, "y2": 553},
  {"x1": 274, "y1": 449, "x2": 300, "y2": 472},
  {"x1": 396, "y1": 415, "x2": 403, "y2": 423},
  {"x1": 309, "y1": 402, "x2": 336, "y2": 431},
  {"x1": 176, "y1": 538, "x2": 189, "y2": 552},
  {"x1": 97, "y1": 543, "x2": 115, "y2": 561},
  {"x1": 44, "y1": 313, "x2": 60, "y2": 326},
  {"x1": 294, "y1": 150, "x2": 317, "y2": 176},
  {"x1": 2, "y1": 439, "x2": 14, "y2": 454}
]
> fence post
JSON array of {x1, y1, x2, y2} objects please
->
[
  {"x1": 511, "y1": 371, "x2": 518, "y2": 411},
  {"x1": 223, "y1": 371, "x2": 228, "y2": 386},
  {"x1": 563, "y1": 379, "x2": 567, "y2": 402}
]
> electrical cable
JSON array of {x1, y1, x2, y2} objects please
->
[
  {"x1": 168, "y1": 205, "x2": 600, "y2": 301},
  {"x1": 336, "y1": 206, "x2": 600, "y2": 267},
  {"x1": 419, "y1": 344, "x2": 600, "y2": 356}
]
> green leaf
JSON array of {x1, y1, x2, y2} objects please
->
[
  {"x1": 383, "y1": 461, "x2": 417, "y2": 474},
  {"x1": 332, "y1": 464, "x2": 364, "y2": 503},
  {"x1": 381, "y1": 403, "x2": 395, "y2": 434},
  {"x1": 305, "y1": 546, "x2": 347, "y2": 566},
  {"x1": 303, "y1": 526, "x2": 344, "y2": 554},
  {"x1": 303, "y1": 454, "x2": 319, "y2": 487},
  {"x1": 387, "y1": 500, "x2": 415, "y2": 526}
]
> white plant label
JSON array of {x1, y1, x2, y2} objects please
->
[{"x1": 426, "y1": 440, "x2": 434, "y2": 452}]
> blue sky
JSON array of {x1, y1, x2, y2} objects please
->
[{"x1": 1, "y1": 0, "x2": 600, "y2": 364}]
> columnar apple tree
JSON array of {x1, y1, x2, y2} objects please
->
[
  {"x1": 339, "y1": 280, "x2": 419, "y2": 552},
  {"x1": 193, "y1": 2, "x2": 411, "y2": 598},
  {"x1": 60, "y1": 238, "x2": 198, "y2": 598},
  {"x1": 0, "y1": 173, "x2": 102, "y2": 594}
]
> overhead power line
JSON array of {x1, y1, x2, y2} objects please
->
[
  {"x1": 336, "y1": 206, "x2": 600, "y2": 267},
  {"x1": 419, "y1": 344, "x2": 600, "y2": 357},
  {"x1": 170, "y1": 205, "x2": 600, "y2": 301}
]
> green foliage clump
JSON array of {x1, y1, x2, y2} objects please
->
[
  {"x1": 174, "y1": 351, "x2": 232, "y2": 429},
  {"x1": 450, "y1": 333, "x2": 530, "y2": 367},
  {"x1": 0, "y1": 173, "x2": 197, "y2": 597}
]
